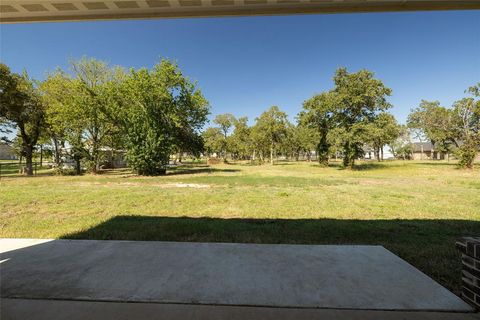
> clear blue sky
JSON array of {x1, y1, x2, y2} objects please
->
[{"x1": 1, "y1": 10, "x2": 479, "y2": 126}]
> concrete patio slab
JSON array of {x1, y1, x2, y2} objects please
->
[
  {"x1": 0, "y1": 238, "x2": 473, "y2": 313},
  {"x1": 2, "y1": 298, "x2": 479, "y2": 320}
]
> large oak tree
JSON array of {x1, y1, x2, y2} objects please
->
[
  {"x1": 107, "y1": 60, "x2": 209, "y2": 175},
  {"x1": 0, "y1": 64, "x2": 45, "y2": 175}
]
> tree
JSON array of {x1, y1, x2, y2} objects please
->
[
  {"x1": 297, "y1": 125, "x2": 319, "y2": 161},
  {"x1": 409, "y1": 127, "x2": 427, "y2": 160},
  {"x1": 251, "y1": 106, "x2": 288, "y2": 165},
  {"x1": 230, "y1": 117, "x2": 252, "y2": 160},
  {"x1": 172, "y1": 126, "x2": 204, "y2": 163},
  {"x1": 41, "y1": 69, "x2": 90, "y2": 174},
  {"x1": 35, "y1": 132, "x2": 52, "y2": 168},
  {"x1": 40, "y1": 58, "x2": 118, "y2": 174},
  {"x1": 389, "y1": 125, "x2": 414, "y2": 160},
  {"x1": 213, "y1": 113, "x2": 236, "y2": 161},
  {"x1": 203, "y1": 127, "x2": 224, "y2": 157},
  {"x1": 407, "y1": 100, "x2": 458, "y2": 160},
  {"x1": 333, "y1": 68, "x2": 392, "y2": 168},
  {"x1": 364, "y1": 112, "x2": 400, "y2": 161},
  {"x1": 299, "y1": 68, "x2": 392, "y2": 168},
  {"x1": 69, "y1": 57, "x2": 117, "y2": 173},
  {"x1": 0, "y1": 63, "x2": 45, "y2": 175},
  {"x1": 281, "y1": 123, "x2": 318, "y2": 161},
  {"x1": 250, "y1": 122, "x2": 269, "y2": 163},
  {"x1": 107, "y1": 60, "x2": 209, "y2": 175},
  {"x1": 327, "y1": 127, "x2": 344, "y2": 162},
  {"x1": 280, "y1": 121, "x2": 297, "y2": 160},
  {"x1": 40, "y1": 70, "x2": 74, "y2": 169},
  {"x1": 453, "y1": 83, "x2": 480, "y2": 169},
  {"x1": 298, "y1": 92, "x2": 336, "y2": 166}
]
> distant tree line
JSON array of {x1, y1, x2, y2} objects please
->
[
  {"x1": 203, "y1": 68, "x2": 480, "y2": 169},
  {"x1": 1, "y1": 58, "x2": 479, "y2": 176},
  {"x1": 204, "y1": 107, "x2": 318, "y2": 165}
]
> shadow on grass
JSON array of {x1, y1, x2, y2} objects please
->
[
  {"x1": 353, "y1": 162, "x2": 395, "y2": 171},
  {"x1": 60, "y1": 215, "x2": 480, "y2": 295},
  {"x1": 309, "y1": 161, "x2": 393, "y2": 171},
  {"x1": 410, "y1": 161, "x2": 460, "y2": 167},
  {"x1": 1, "y1": 166, "x2": 240, "y2": 178},
  {"x1": 0, "y1": 170, "x2": 56, "y2": 179},
  {"x1": 272, "y1": 161, "x2": 296, "y2": 166}
]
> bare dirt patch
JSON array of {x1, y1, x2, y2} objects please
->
[
  {"x1": 74, "y1": 182, "x2": 211, "y2": 189},
  {"x1": 164, "y1": 183, "x2": 211, "y2": 189}
]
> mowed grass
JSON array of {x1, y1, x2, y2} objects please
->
[{"x1": 1, "y1": 160, "x2": 479, "y2": 295}]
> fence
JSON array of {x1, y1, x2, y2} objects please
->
[{"x1": 0, "y1": 161, "x2": 50, "y2": 179}]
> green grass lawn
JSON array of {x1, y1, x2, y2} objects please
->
[{"x1": 1, "y1": 160, "x2": 479, "y2": 295}]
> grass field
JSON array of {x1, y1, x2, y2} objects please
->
[{"x1": 1, "y1": 160, "x2": 479, "y2": 295}]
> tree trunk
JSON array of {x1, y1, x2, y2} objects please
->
[
  {"x1": 344, "y1": 155, "x2": 355, "y2": 169},
  {"x1": 319, "y1": 158, "x2": 329, "y2": 167},
  {"x1": 18, "y1": 154, "x2": 23, "y2": 174},
  {"x1": 343, "y1": 142, "x2": 352, "y2": 168},
  {"x1": 92, "y1": 144, "x2": 99, "y2": 173},
  {"x1": 60, "y1": 140, "x2": 66, "y2": 167},
  {"x1": 222, "y1": 144, "x2": 227, "y2": 162},
  {"x1": 391, "y1": 147, "x2": 397, "y2": 159},
  {"x1": 75, "y1": 158, "x2": 81, "y2": 175},
  {"x1": 24, "y1": 145, "x2": 34, "y2": 176},
  {"x1": 270, "y1": 144, "x2": 274, "y2": 165},
  {"x1": 430, "y1": 140, "x2": 436, "y2": 160},
  {"x1": 39, "y1": 145, "x2": 43, "y2": 168},
  {"x1": 380, "y1": 146, "x2": 384, "y2": 161},
  {"x1": 52, "y1": 138, "x2": 60, "y2": 165},
  {"x1": 72, "y1": 137, "x2": 83, "y2": 175},
  {"x1": 110, "y1": 149, "x2": 115, "y2": 168},
  {"x1": 343, "y1": 148, "x2": 349, "y2": 168}
]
